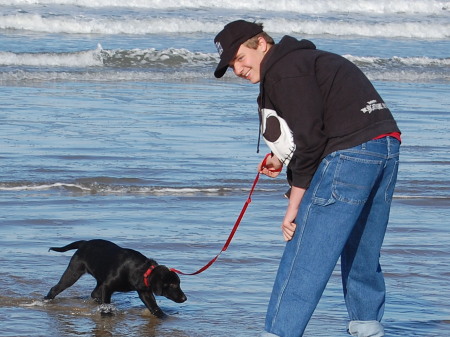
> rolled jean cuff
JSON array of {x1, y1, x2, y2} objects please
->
[{"x1": 347, "y1": 320, "x2": 384, "y2": 337}]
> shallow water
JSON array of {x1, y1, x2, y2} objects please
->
[{"x1": 1, "y1": 1, "x2": 449, "y2": 336}]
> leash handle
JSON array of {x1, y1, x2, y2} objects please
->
[
  {"x1": 260, "y1": 152, "x2": 283, "y2": 173},
  {"x1": 172, "y1": 153, "x2": 277, "y2": 276}
]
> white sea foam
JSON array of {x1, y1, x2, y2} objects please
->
[
  {"x1": 0, "y1": 14, "x2": 222, "y2": 35},
  {"x1": 97, "y1": 303, "x2": 117, "y2": 314},
  {"x1": 0, "y1": 48, "x2": 103, "y2": 67},
  {"x1": 344, "y1": 55, "x2": 450, "y2": 68},
  {"x1": 2, "y1": 48, "x2": 449, "y2": 68},
  {"x1": 0, "y1": 182, "x2": 237, "y2": 195},
  {"x1": 0, "y1": 46, "x2": 214, "y2": 67},
  {"x1": 3, "y1": 68, "x2": 447, "y2": 83},
  {"x1": 0, "y1": 69, "x2": 212, "y2": 83},
  {"x1": 263, "y1": 18, "x2": 450, "y2": 39},
  {"x1": 0, "y1": 182, "x2": 91, "y2": 191},
  {"x1": 21, "y1": 300, "x2": 47, "y2": 307},
  {"x1": 1, "y1": 47, "x2": 448, "y2": 83},
  {"x1": 0, "y1": 0, "x2": 448, "y2": 15},
  {"x1": 0, "y1": 9, "x2": 449, "y2": 39}
]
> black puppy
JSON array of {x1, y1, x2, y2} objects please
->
[{"x1": 44, "y1": 239, "x2": 187, "y2": 318}]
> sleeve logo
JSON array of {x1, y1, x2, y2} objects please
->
[{"x1": 361, "y1": 100, "x2": 388, "y2": 114}]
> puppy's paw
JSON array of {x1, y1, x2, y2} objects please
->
[{"x1": 151, "y1": 308, "x2": 167, "y2": 319}]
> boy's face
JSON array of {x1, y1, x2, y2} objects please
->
[{"x1": 229, "y1": 38, "x2": 268, "y2": 84}]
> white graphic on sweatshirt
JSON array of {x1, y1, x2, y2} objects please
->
[
  {"x1": 361, "y1": 100, "x2": 388, "y2": 114},
  {"x1": 260, "y1": 108, "x2": 296, "y2": 166}
]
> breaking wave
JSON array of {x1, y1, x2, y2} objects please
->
[
  {"x1": 1, "y1": 14, "x2": 449, "y2": 39},
  {"x1": 1, "y1": 0, "x2": 448, "y2": 15},
  {"x1": 1, "y1": 46, "x2": 448, "y2": 83}
]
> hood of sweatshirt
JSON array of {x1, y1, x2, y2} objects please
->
[{"x1": 260, "y1": 36, "x2": 316, "y2": 78}]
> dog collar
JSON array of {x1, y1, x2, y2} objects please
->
[{"x1": 143, "y1": 265, "x2": 155, "y2": 287}]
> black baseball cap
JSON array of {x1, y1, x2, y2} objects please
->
[{"x1": 214, "y1": 20, "x2": 263, "y2": 78}]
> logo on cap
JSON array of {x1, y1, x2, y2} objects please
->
[{"x1": 215, "y1": 41, "x2": 223, "y2": 56}]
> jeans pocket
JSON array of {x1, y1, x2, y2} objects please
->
[
  {"x1": 333, "y1": 154, "x2": 383, "y2": 205},
  {"x1": 385, "y1": 158, "x2": 399, "y2": 203},
  {"x1": 311, "y1": 157, "x2": 336, "y2": 206}
]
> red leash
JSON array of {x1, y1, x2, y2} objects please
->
[{"x1": 171, "y1": 153, "x2": 281, "y2": 276}]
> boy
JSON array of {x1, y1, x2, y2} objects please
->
[{"x1": 214, "y1": 20, "x2": 401, "y2": 337}]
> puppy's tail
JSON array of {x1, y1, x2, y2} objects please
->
[{"x1": 49, "y1": 240, "x2": 87, "y2": 253}]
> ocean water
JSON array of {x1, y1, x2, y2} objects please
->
[{"x1": 0, "y1": 1, "x2": 449, "y2": 336}]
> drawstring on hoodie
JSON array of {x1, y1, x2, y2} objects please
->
[
  {"x1": 257, "y1": 108, "x2": 262, "y2": 153},
  {"x1": 256, "y1": 78, "x2": 266, "y2": 154}
]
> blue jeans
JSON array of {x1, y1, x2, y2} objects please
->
[{"x1": 265, "y1": 137, "x2": 400, "y2": 337}]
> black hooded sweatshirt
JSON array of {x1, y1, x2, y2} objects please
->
[{"x1": 258, "y1": 36, "x2": 400, "y2": 188}]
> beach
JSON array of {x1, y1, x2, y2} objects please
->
[{"x1": 0, "y1": 1, "x2": 449, "y2": 336}]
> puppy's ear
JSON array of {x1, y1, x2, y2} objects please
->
[
  {"x1": 150, "y1": 265, "x2": 168, "y2": 296},
  {"x1": 152, "y1": 281, "x2": 164, "y2": 296}
]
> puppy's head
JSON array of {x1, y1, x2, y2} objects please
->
[{"x1": 149, "y1": 265, "x2": 187, "y2": 303}]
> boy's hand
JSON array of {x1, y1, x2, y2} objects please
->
[{"x1": 258, "y1": 154, "x2": 282, "y2": 178}]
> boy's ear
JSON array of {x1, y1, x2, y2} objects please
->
[{"x1": 258, "y1": 36, "x2": 269, "y2": 52}]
